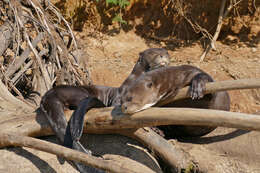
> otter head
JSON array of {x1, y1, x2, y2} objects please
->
[
  {"x1": 121, "y1": 75, "x2": 162, "y2": 114},
  {"x1": 138, "y1": 48, "x2": 170, "y2": 71}
]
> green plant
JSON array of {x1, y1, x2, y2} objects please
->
[{"x1": 97, "y1": 0, "x2": 130, "y2": 25}]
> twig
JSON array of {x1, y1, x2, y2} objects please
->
[
  {"x1": 11, "y1": 60, "x2": 33, "y2": 84},
  {"x1": 0, "y1": 21, "x2": 13, "y2": 57},
  {"x1": 5, "y1": 32, "x2": 44, "y2": 78},
  {"x1": 24, "y1": 31, "x2": 52, "y2": 90},
  {"x1": 0, "y1": 80, "x2": 33, "y2": 111},
  {"x1": 200, "y1": 0, "x2": 244, "y2": 61}
]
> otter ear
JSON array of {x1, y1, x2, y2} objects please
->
[
  {"x1": 137, "y1": 52, "x2": 144, "y2": 64},
  {"x1": 146, "y1": 81, "x2": 153, "y2": 88},
  {"x1": 139, "y1": 52, "x2": 144, "y2": 59}
]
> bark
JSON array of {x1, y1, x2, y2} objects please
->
[
  {"x1": 1, "y1": 107, "x2": 260, "y2": 147},
  {"x1": 5, "y1": 33, "x2": 44, "y2": 78},
  {"x1": 0, "y1": 78, "x2": 259, "y2": 171},
  {"x1": 156, "y1": 78, "x2": 260, "y2": 106},
  {"x1": 0, "y1": 21, "x2": 13, "y2": 56},
  {"x1": 121, "y1": 128, "x2": 194, "y2": 172}
]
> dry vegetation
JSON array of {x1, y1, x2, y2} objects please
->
[{"x1": 0, "y1": 0, "x2": 260, "y2": 173}]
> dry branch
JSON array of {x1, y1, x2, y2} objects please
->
[
  {"x1": 1, "y1": 106, "x2": 259, "y2": 171},
  {"x1": 157, "y1": 78, "x2": 260, "y2": 106},
  {"x1": 0, "y1": 133, "x2": 147, "y2": 173},
  {"x1": 0, "y1": 21, "x2": 13, "y2": 56},
  {"x1": 200, "y1": 0, "x2": 244, "y2": 61},
  {"x1": 5, "y1": 32, "x2": 44, "y2": 78},
  {"x1": 0, "y1": 78, "x2": 259, "y2": 171},
  {"x1": 1, "y1": 105, "x2": 260, "y2": 144},
  {"x1": 0, "y1": 80, "x2": 34, "y2": 111},
  {"x1": 121, "y1": 128, "x2": 194, "y2": 172},
  {"x1": 0, "y1": 78, "x2": 259, "y2": 141}
]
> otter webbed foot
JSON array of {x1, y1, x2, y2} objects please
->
[{"x1": 189, "y1": 73, "x2": 213, "y2": 100}]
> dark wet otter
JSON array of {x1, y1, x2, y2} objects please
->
[
  {"x1": 40, "y1": 48, "x2": 170, "y2": 172},
  {"x1": 120, "y1": 65, "x2": 230, "y2": 137}
]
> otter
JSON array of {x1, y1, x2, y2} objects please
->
[
  {"x1": 68, "y1": 65, "x2": 230, "y2": 148},
  {"x1": 40, "y1": 48, "x2": 170, "y2": 172},
  {"x1": 120, "y1": 65, "x2": 230, "y2": 137}
]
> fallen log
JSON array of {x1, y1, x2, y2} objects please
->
[
  {"x1": 0, "y1": 133, "x2": 150, "y2": 173},
  {"x1": 0, "y1": 78, "x2": 259, "y2": 171},
  {"x1": 121, "y1": 128, "x2": 194, "y2": 172},
  {"x1": 157, "y1": 78, "x2": 260, "y2": 106},
  {"x1": 1, "y1": 78, "x2": 259, "y2": 137},
  {"x1": 1, "y1": 107, "x2": 259, "y2": 171},
  {"x1": 1, "y1": 107, "x2": 260, "y2": 146}
]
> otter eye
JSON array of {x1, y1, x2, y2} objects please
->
[
  {"x1": 160, "y1": 55, "x2": 163, "y2": 58},
  {"x1": 146, "y1": 82, "x2": 153, "y2": 88},
  {"x1": 126, "y1": 96, "x2": 132, "y2": 102}
]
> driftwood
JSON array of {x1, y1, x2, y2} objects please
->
[
  {"x1": 1, "y1": 107, "x2": 260, "y2": 170},
  {"x1": 1, "y1": 79, "x2": 260, "y2": 137},
  {"x1": 121, "y1": 128, "x2": 194, "y2": 172},
  {"x1": 0, "y1": 0, "x2": 92, "y2": 107},
  {"x1": 0, "y1": 78, "x2": 259, "y2": 171},
  {"x1": 0, "y1": 133, "x2": 152, "y2": 173},
  {"x1": 157, "y1": 78, "x2": 260, "y2": 106}
]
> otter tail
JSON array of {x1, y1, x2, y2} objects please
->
[{"x1": 64, "y1": 97, "x2": 105, "y2": 173}]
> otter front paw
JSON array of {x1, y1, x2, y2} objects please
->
[{"x1": 189, "y1": 74, "x2": 207, "y2": 100}]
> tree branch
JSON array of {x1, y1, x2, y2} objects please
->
[
  {"x1": 200, "y1": 0, "x2": 244, "y2": 61},
  {"x1": 0, "y1": 78, "x2": 259, "y2": 144},
  {"x1": 0, "y1": 133, "x2": 147, "y2": 173},
  {"x1": 157, "y1": 78, "x2": 260, "y2": 106},
  {"x1": 120, "y1": 128, "x2": 195, "y2": 172},
  {"x1": 0, "y1": 21, "x2": 13, "y2": 57}
]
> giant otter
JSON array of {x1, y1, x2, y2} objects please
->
[
  {"x1": 120, "y1": 65, "x2": 230, "y2": 137},
  {"x1": 68, "y1": 64, "x2": 230, "y2": 148},
  {"x1": 40, "y1": 48, "x2": 170, "y2": 172}
]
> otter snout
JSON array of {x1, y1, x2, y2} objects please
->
[
  {"x1": 121, "y1": 103, "x2": 139, "y2": 115},
  {"x1": 121, "y1": 104, "x2": 133, "y2": 114},
  {"x1": 121, "y1": 104, "x2": 128, "y2": 113}
]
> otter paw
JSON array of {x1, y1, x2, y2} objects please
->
[{"x1": 189, "y1": 78, "x2": 206, "y2": 100}]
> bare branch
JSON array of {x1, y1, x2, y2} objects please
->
[
  {"x1": 157, "y1": 78, "x2": 260, "y2": 106},
  {"x1": 0, "y1": 80, "x2": 33, "y2": 111},
  {"x1": 0, "y1": 21, "x2": 13, "y2": 56},
  {"x1": 200, "y1": 0, "x2": 244, "y2": 61},
  {"x1": 121, "y1": 128, "x2": 195, "y2": 172},
  {"x1": 0, "y1": 133, "x2": 148, "y2": 173},
  {"x1": 5, "y1": 33, "x2": 44, "y2": 78},
  {"x1": 0, "y1": 78, "x2": 259, "y2": 143}
]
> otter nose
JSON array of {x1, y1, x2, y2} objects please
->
[
  {"x1": 160, "y1": 61, "x2": 168, "y2": 66},
  {"x1": 121, "y1": 105, "x2": 128, "y2": 113}
]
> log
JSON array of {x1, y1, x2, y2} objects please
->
[
  {"x1": 0, "y1": 133, "x2": 146, "y2": 173},
  {"x1": 121, "y1": 128, "x2": 194, "y2": 172},
  {"x1": 0, "y1": 78, "x2": 259, "y2": 171},
  {"x1": 0, "y1": 79, "x2": 259, "y2": 143},
  {"x1": 1, "y1": 107, "x2": 260, "y2": 147},
  {"x1": 157, "y1": 78, "x2": 260, "y2": 106}
]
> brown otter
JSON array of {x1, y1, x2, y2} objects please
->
[
  {"x1": 40, "y1": 48, "x2": 170, "y2": 172},
  {"x1": 120, "y1": 65, "x2": 230, "y2": 137}
]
